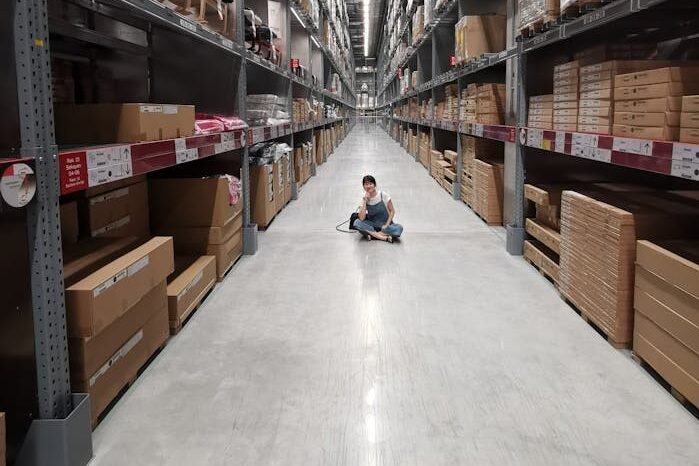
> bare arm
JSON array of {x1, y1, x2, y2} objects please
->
[
  {"x1": 383, "y1": 200, "x2": 395, "y2": 228},
  {"x1": 358, "y1": 197, "x2": 368, "y2": 221}
]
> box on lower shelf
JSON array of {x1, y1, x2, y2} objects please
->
[
  {"x1": 633, "y1": 240, "x2": 699, "y2": 410},
  {"x1": 472, "y1": 159, "x2": 504, "y2": 225}
]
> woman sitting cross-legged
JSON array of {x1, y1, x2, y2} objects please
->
[{"x1": 353, "y1": 175, "x2": 404, "y2": 243}]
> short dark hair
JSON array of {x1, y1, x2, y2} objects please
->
[{"x1": 362, "y1": 175, "x2": 376, "y2": 186}]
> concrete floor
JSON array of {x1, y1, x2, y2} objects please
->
[{"x1": 91, "y1": 122, "x2": 699, "y2": 466}]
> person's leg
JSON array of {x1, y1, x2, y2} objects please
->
[
  {"x1": 384, "y1": 223, "x2": 403, "y2": 238},
  {"x1": 353, "y1": 219, "x2": 390, "y2": 241}
]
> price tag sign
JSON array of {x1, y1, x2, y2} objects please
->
[
  {"x1": 1, "y1": 163, "x2": 36, "y2": 208},
  {"x1": 613, "y1": 137, "x2": 653, "y2": 156},
  {"x1": 554, "y1": 131, "x2": 566, "y2": 153}
]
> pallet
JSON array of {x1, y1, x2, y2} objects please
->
[
  {"x1": 523, "y1": 256, "x2": 559, "y2": 288},
  {"x1": 169, "y1": 283, "x2": 215, "y2": 335},
  {"x1": 631, "y1": 353, "x2": 699, "y2": 419},
  {"x1": 216, "y1": 252, "x2": 241, "y2": 283},
  {"x1": 93, "y1": 340, "x2": 168, "y2": 428},
  {"x1": 561, "y1": 295, "x2": 630, "y2": 349},
  {"x1": 517, "y1": 13, "x2": 558, "y2": 40},
  {"x1": 474, "y1": 210, "x2": 501, "y2": 226}
]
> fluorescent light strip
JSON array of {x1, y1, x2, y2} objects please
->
[
  {"x1": 290, "y1": 6, "x2": 305, "y2": 29},
  {"x1": 311, "y1": 35, "x2": 321, "y2": 48},
  {"x1": 363, "y1": 0, "x2": 369, "y2": 57}
]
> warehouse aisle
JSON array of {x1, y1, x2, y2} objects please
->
[{"x1": 91, "y1": 123, "x2": 699, "y2": 466}]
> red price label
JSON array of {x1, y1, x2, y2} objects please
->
[
  {"x1": 449, "y1": 56, "x2": 456, "y2": 66},
  {"x1": 290, "y1": 58, "x2": 300, "y2": 69}
]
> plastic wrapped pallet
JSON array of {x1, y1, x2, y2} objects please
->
[{"x1": 518, "y1": 0, "x2": 560, "y2": 31}]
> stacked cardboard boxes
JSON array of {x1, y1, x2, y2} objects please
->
[
  {"x1": 444, "y1": 84, "x2": 459, "y2": 122},
  {"x1": 67, "y1": 237, "x2": 174, "y2": 423},
  {"x1": 559, "y1": 191, "x2": 699, "y2": 346},
  {"x1": 680, "y1": 95, "x2": 699, "y2": 143},
  {"x1": 413, "y1": 6, "x2": 425, "y2": 44},
  {"x1": 82, "y1": 179, "x2": 150, "y2": 240},
  {"x1": 633, "y1": 240, "x2": 699, "y2": 409},
  {"x1": 518, "y1": 0, "x2": 560, "y2": 34},
  {"x1": 527, "y1": 94, "x2": 554, "y2": 129},
  {"x1": 461, "y1": 84, "x2": 478, "y2": 123},
  {"x1": 477, "y1": 83, "x2": 506, "y2": 125},
  {"x1": 524, "y1": 184, "x2": 562, "y2": 284},
  {"x1": 418, "y1": 130, "x2": 431, "y2": 168},
  {"x1": 461, "y1": 136, "x2": 501, "y2": 206},
  {"x1": 614, "y1": 66, "x2": 699, "y2": 141},
  {"x1": 553, "y1": 61, "x2": 579, "y2": 131},
  {"x1": 430, "y1": 150, "x2": 445, "y2": 182},
  {"x1": 472, "y1": 159, "x2": 504, "y2": 225},
  {"x1": 150, "y1": 176, "x2": 244, "y2": 280},
  {"x1": 454, "y1": 15, "x2": 507, "y2": 64}
]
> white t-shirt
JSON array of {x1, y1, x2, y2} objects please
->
[{"x1": 362, "y1": 190, "x2": 391, "y2": 206}]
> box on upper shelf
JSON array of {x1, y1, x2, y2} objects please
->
[{"x1": 55, "y1": 103, "x2": 195, "y2": 145}]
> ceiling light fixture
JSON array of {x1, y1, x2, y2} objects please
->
[
  {"x1": 290, "y1": 7, "x2": 305, "y2": 29},
  {"x1": 363, "y1": 0, "x2": 369, "y2": 57},
  {"x1": 311, "y1": 35, "x2": 321, "y2": 49}
]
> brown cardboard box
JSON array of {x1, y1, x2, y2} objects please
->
[
  {"x1": 63, "y1": 236, "x2": 141, "y2": 287},
  {"x1": 636, "y1": 240, "x2": 699, "y2": 298},
  {"x1": 55, "y1": 103, "x2": 195, "y2": 145},
  {"x1": 578, "y1": 106, "x2": 612, "y2": 117},
  {"x1": 581, "y1": 88, "x2": 613, "y2": 100},
  {"x1": 157, "y1": 211, "x2": 242, "y2": 253},
  {"x1": 167, "y1": 256, "x2": 216, "y2": 331},
  {"x1": 580, "y1": 60, "x2": 673, "y2": 75},
  {"x1": 681, "y1": 112, "x2": 699, "y2": 129},
  {"x1": 61, "y1": 201, "x2": 79, "y2": 244},
  {"x1": 65, "y1": 237, "x2": 174, "y2": 337},
  {"x1": 274, "y1": 159, "x2": 285, "y2": 214},
  {"x1": 553, "y1": 123, "x2": 578, "y2": 131},
  {"x1": 553, "y1": 109, "x2": 579, "y2": 117},
  {"x1": 553, "y1": 92, "x2": 578, "y2": 103},
  {"x1": 283, "y1": 156, "x2": 292, "y2": 205},
  {"x1": 578, "y1": 124, "x2": 612, "y2": 135},
  {"x1": 250, "y1": 164, "x2": 276, "y2": 228},
  {"x1": 578, "y1": 116, "x2": 611, "y2": 126},
  {"x1": 612, "y1": 124, "x2": 679, "y2": 141},
  {"x1": 554, "y1": 61, "x2": 579, "y2": 72},
  {"x1": 579, "y1": 99, "x2": 612, "y2": 108},
  {"x1": 580, "y1": 70, "x2": 613, "y2": 82},
  {"x1": 529, "y1": 95, "x2": 554, "y2": 104},
  {"x1": 554, "y1": 100, "x2": 581, "y2": 110},
  {"x1": 635, "y1": 269, "x2": 699, "y2": 344},
  {"x1": 615, "y1": 67, "x2": 699, "y2": 87},
  {"x1": 633, "y1": 312, "x2": 699, "y2": 408},
  {"x1": 580, "y1": 80, "x2": 613, "y2": 92},
  {"x1": 553, "y1": 115, "x2": 578, "y2": 124},
  {"x1": 69, "y1": 281, "x2": 166, "y2": 383},
  {"x1": 150, "y1": 177, "x2": 238, "y2": 228},
  {"x1": 555, "y1": 76, "x2": 579, "y2": 87},
  {"x1": 615, "y1": 82, "x2": 694, "y2": 101},
  {"x1": 680, "y1": 128, "x2": 699, "y2": 143},
  {"x1": 554, "y1": 84, "x2": 578, "y2": 95},
  {"x1": 72, "y1": 305, "x2": 169, "y2": 424},
  {"x1": 528, "y1": 114, "x2": 553, "y2": 123},
  {"x1": 615, "y1": 112, "x2": 681, "y2": 127},
  {"x1": 682, "y1": 95, "x2": 699, "y2": 113},
  {"x1": 85, "y1": 175, "x2": 147, "y2": 198},
  {"x1": 85, "y1": 181, "x2": 150, "y2": 239},
  {"x1": 206, "y1": 230, "x2": 242, "y2": 280},
  {"x1": 614, "y1": 97, "x2": 682, "y2": 113}
]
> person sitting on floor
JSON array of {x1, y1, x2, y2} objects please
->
[{"x1": 353, "y1": 175, "x2": 404, "y2": 243}]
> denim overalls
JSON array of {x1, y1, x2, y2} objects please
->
[{"x1": 353, "y1": 191, "x2": 404, "y2": 238}]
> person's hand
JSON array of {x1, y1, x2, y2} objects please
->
[
  {"x1": 363, "y1": 194, "x2": 370, "y2": 203},
  {"x1": 381, "y1": 223, "x2": 390, "y2": 231}
]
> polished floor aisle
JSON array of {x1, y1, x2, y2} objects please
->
[{"x1": 91, "y1": 123, "x2": 699, "y2": 466}]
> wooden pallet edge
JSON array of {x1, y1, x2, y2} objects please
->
[
  {"x1": 631, "y1": 352, "x2": 699, "y2": 418},
  {"x1": 560, "y1": 293, "x2": 631, "y2": 349},
  {"x1": 169, "y1": 279, "x2": 216, "y2": 335}
]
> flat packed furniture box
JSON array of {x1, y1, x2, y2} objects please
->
[
  {"x1": 167, "y1": 255, "x2": 217, "y2": 333},
  {"x1": 65, "y1": 237, "x2": 174, "y2": 337},
  {"x1": 633, "y1": 240, "x2": 699, "y2": 409},
  {"x1": 55, "y1": 103, "x2": 195, "y2": 144}
]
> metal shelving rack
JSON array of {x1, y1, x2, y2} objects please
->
[
  {"x1": 376, "y1": 0, "x2": 699, "y2": 256},
  {"x1": 2, "y1": 0, "x2": 355, "y2": 464}
]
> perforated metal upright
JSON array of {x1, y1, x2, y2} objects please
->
[{"x1": 12, "y1": 1, "x2": 92, "y2": 465}]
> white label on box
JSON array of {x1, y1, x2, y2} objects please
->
[
  {"x1": 90, "y1": 186, "x2": 129, "y2": 206},
  {"x1": 671, "y1": 143, "x2": 699, "y2": 162},
  {"x1": 179, "y1": 18, "x2": 198, "y2": 33},
  {"x1": 127, "y1": 256, "x2": 149, "y2": 277},
  {"x1": 555, "y1": 131, "x2": 566, "y2": 152},
  {"x1": 613, "y1": 137, "x2": 653, "y2": 156},
  {"x1": 472, "y1": 124, "x2": 484, "y2": 137},
  {"x1": 93, "y1": 268, "x2": 128, "y2": 298},
  {"x1": 571, "y1": 133, "x2": 599, "y2": 147},
  {"x1": 671, "y1": 161, "x2": 699, "y2": 181},
  {"x1": 526, "y1": 129, "x2": 543, "y2": 148},
  {"x1": 89, "y1": 329, "x2": 143, "y2": 387},
  {"x1": 87, "y1": 161, "x2": 132, "y2": 187},
  {"x1": 91, "y1": 215, "x2": 131, "y2": 237},
  {"x1": 571, "y1": 144, "x2": 592, "y2": 158},
  {"x1": 162, "y1": 105, "x2": 178, "y2": 115},
  {"x1": 140, "y1": 105, "x2": 163, "y2": 113},
  {"x1": 176, "y1": 148, "x2": 199, "y2": 164},
  {"x1": 86, "y1": 146, "x2": 132, "y2": 170},
  {"x1": 591, "y1": 148, "x2": 612, "y2": 163},
  {"x1": 177, "y1": 270, "x2": 204, "y2": 301},
  {"x1": 221, "y1": 38, "x2": 234, "y2": 50}
]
